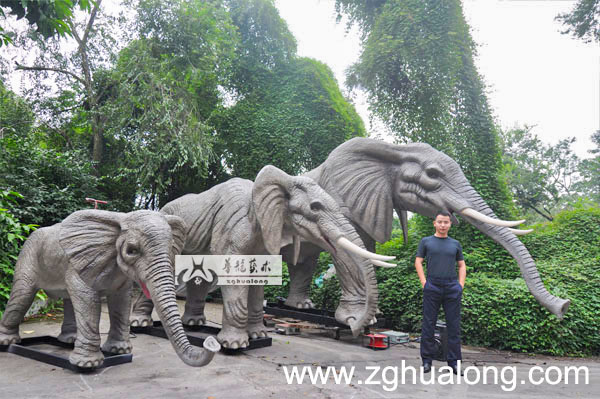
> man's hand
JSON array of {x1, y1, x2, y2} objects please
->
[{"x1": 415, "y1": 256, "x2": 426, "y2": 289}]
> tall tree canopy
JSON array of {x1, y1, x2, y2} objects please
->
[
  {"x1": 1, "y1": 0, "x2": 366, "y2": 211},
  {"x1": 216, "y1": 57, "x2": 366, "y2": 179}
]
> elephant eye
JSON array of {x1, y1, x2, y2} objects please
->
[
  {"x1": 310, "y1": 200, "x2": 324, "y2": 212},
  {"x1": 425, "y1": 164, "x2": 443, "y2": 179},
  {"x1": 125, "y1": 244, "x2": 140, "y2": 256}
]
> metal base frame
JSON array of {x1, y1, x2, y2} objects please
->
[
  {"x1": 264, "y1": 301, "x2": 386, "y2": 330},
  {"x1": 131, "y1": 321, "x2": 272, "y2": 352},
  {"x1": 0, "y1": 336, "x2": 132, "y2": 373}
]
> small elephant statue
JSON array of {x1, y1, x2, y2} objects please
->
[{"x1": 0, "y1": 209, "x2": 220, "y2": 368}]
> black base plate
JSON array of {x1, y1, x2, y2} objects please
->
[
  {"x1": 131, "y1": 321, "x2": 272, "y2": 352},
  {"x1": 0, "y1": 336, "x2": 132, "y2": 373},
  {"x1": 264, "y1": 302, "x2": 386, "y2": 329}
]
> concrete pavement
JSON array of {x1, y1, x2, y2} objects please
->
[{"x1": 1, "y1": 301, "x2": 598, "y2": 398}]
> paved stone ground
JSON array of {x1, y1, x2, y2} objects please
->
[{"x1": 1, "y1": 301, "x2": 598, "y2": 398}]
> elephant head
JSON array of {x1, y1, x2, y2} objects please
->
[
  {"x1": 306, "y1": 138, "x2": 570, "y2": 319},
  {"x1": 59, "y1": 209, "x2": 220, "y2": 366},
  {"x1": 252, "y1": 165, "x2": 395, "y2": 335}
]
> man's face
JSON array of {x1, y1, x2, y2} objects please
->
[{"x1": 433, "y1": 215, "x2": 452, "y2": 235}]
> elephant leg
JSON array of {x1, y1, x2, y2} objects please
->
[
  {"x1": 247, "y1": 285, "x2": 268, "y2": 339},
  {"x1": 57, "y1": 298, "x2": 77, "y2": 344},
  {"x1": 217, "y1": 285, "x2": 249, "y2": 349},
  {"x1": 182, "y1": 279, "x2": 212, "y2": 326},
  {"x1": 130, "y1": 285, "x2": 154, "y2": 327},
  {"x1": 65, "y1": 269, "x2": 104, "y2": 368},
  {"x1": 0, "y1": 268, "x2": 38, "y2": 345},
  {"x1": 285, "y1": 253, "x2": 319, "y2": 309},
  {"x1": 102, "y1": 282, "x2": 133, "y2": 354}
]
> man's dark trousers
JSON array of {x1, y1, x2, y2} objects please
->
[{"x1": 420, "y1": 276, "x2": 462, "y2": 366}]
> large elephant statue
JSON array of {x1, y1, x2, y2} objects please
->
[
  {"x1": 281, "y1": 138, "x2": 570, "y2": 319},
  {"x1": 0, "y1": 209, "x2": 220, "y2": 368},
  {"x1": 130, "y1": 165, "x2": 394, "y2": 348}
]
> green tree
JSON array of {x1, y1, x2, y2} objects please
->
[
  {"x1": 102, "y1": 0, "x2": 238, "y2": 208},
  {"x1": 1, "y1": 82, "x2": 101, "y2": 227},
  {"x1": 556, "y1": 0, "x2": 600, "y2": 43},
  {"x1": 4, "y1": 0, "x2": 122, "y2": 167},
  {"x1": 226, "y1": 0, "x2": 297, "y2": 95},
  {"x1": 0, "y1": 79, "x2": 34, "y2": 137},
  {"x1": 500, "y1": 126, "x2": 581, "y2": 221},
  {"x1": 0, "y1": 191, "x2": 37, "y2": 315},
  {"x1": 334, "y1": 0, "x2": 513, "y2": 218},
  {"x1": 216, "y1": 57, "x2": 367, "y2": 179},
  {"x1": 0, "y1": 0, "x2": 92, "y2": 46},
  {"x1": 576, "y1": 130, "x2": 600, "y2": 201}
]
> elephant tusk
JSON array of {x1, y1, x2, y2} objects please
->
[
  {"x1": 508, "y1": 228, "x2": 534, "y2": 236},
  {"x1": 371, "y1": 259, "x2": 397, "y2": 268},
  {"x1": 292, "y1": 235, "x2": 301, "y2": 265},
  {"x1": 460, "y1": 208, "x2": 525, "y2": 227},
  {"x1": 337, "y1": 237, "x2": 396, "y2": 261}
]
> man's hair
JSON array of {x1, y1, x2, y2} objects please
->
[{"x1": 435, "y1": 210, "x2": 452, "y2": 219}]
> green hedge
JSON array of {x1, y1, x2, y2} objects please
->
[
  {"x1": 267, "y1": 205, "x2": 600, "y2": 356},
  {"x1": 0, "y1": 191, "x2": 37, "y2": 316}
]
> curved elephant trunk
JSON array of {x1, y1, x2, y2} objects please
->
[
  {"x1": 327, "y1": 219, "x2": 379, "y2": 336},
  {"x1": 454, "y1": 187, "x2": 570, "y2": 319},
  {"x1": 146, "y1": 261, "x2": 220, "y2": 366}
]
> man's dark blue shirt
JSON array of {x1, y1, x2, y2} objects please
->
[{"x1": 416, "y1": 235, "x2": 464, "y2": 278}]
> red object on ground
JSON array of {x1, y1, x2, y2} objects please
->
[{"x1": 364, "y1": 334, "x2": 390, "y2": 350}]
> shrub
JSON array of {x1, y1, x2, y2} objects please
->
[{"x1": 0, "y1": 191, "x2": 37, "y2": 316}]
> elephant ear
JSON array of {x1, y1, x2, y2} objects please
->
[
  {"x1": 252, "y1": 165, "x2": 290, "y2": 255},
  {"x1": 164, "y1": 214, "x2": 187, "y2": 257},
  {"x1": 312, "y1": 138, "x2": 429, "y2": 243},
  {"x1": 59, "y1": 210, "x2": 124, "y2": 285}
]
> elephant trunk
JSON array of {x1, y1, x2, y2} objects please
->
[
  {"x1": 455, "y1": 186, "x2": 570, "y2": 319},
  {"x1": 327, "y1": 219, "x2": 379, "y2": 336},
  {"x1": 146, "y1": 261, "x2": 220, "y2": 366}
]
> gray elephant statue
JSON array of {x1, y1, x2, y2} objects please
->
[
  {"x1": 281, "y1": 137, "x2": 570, "y2": 319},
  {"x1": 130, "y1": 165, "x2": 394, "y2": 348},
  {"x1": 0, "y1": 209, "x2": 220, "y2": 368}
]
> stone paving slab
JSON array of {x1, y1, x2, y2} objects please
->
[{"x1": 1, "y1": 301, "x2": 598, "y2": 398}]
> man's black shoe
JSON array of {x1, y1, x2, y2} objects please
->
[
  {"x1": 449, "y1": 365, "x2": 463, "y2": 376},
  {"x1": 422, "y1": 363, "x2": 432, "y2": 373}
]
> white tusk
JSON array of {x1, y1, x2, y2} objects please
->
[
  {"x1": 371, "y1": 259, "x2": 397, "y2": 268},
  {"x1": 460, "y1": 208, "x2": 525, "y2": 227},
  {"x1": 337, "y1": 237, "x2": 396, "y2": 261},
  {"x1": 508, "y1": 228, "x2": 533, "y2": 236},
  {"x1": 292, "y1": 235, "x2": 301, "y2": 265}
]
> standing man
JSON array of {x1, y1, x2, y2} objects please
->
[{"x1": 415, "y1": 210, "x2": 466, "y2": 375}]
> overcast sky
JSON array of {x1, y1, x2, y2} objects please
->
[{"x1": 275, "y1": 0, "x2": 600, "y2": 159}]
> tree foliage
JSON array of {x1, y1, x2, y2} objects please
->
[
  {"x1": 216, "y1": 57, "x2": 367, "y2": 179},
  {"x1": 101, "y1": 0, "x2": 238, "y2": 208},
  {"x1": 0, "y1": 191, "x2": 37, "y2": 316},
  {"x1": 0, "y1": 0, "x2": 92, "y2": 46},
  {"x1": 556, "y1": 0, "x2": 600, "y2": 43},
  {"x1": 500, "y1": 126, "x2": 581, "y2": 221},
  {"x1": 226, "y1": 0, "x2": 297, "y2": 95},
  {"x1": 575, "y1": 130, "x2": 600, "y2": 202}
]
